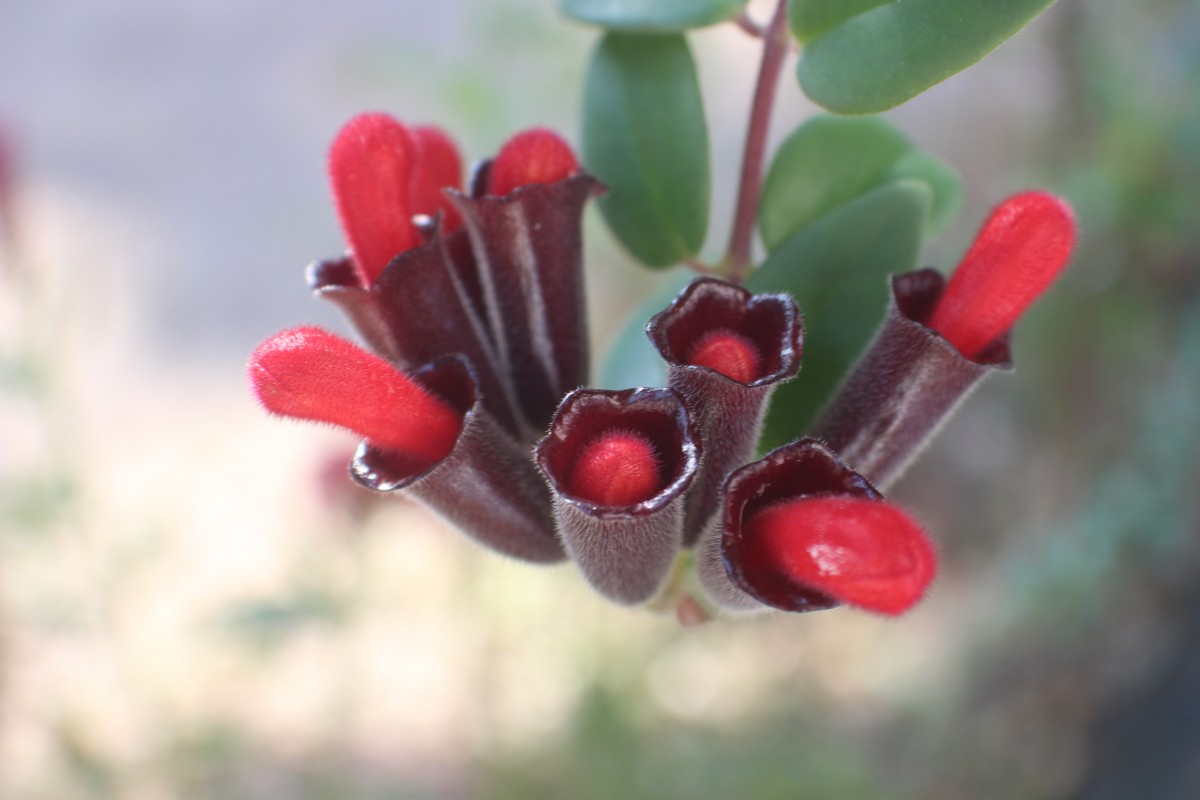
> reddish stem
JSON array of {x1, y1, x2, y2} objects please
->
[
  {"x1": 724, "y1": 0, "x2": 790, "y2": 284},
  {"x1": 734, "y1": 10, "x2": 764, "y2": 38}
]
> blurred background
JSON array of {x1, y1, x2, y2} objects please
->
[{"x1": 1, "y1": 0, "x2": 1198, "y2": 797}]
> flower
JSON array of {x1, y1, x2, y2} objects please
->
[{"x1": 248, "y1": 112, "x2": 1076, "y2": 621}]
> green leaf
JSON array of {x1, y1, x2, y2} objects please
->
[
  {"x1": 885, "y1": 150, "x2": 962, "y2": 237},
  {"x1": 583, "y1": 32, "x2": 710, "y2": 268},
  {"x1": 748, "y1": 179, "x2": 931, "y2": 450},
  {"x1": 758, "y1": 115, "x2": 959, "y2": 250},
  {"x1": 789, "y1": 0, "x2": 891, "y2": 42},
  {"x1": 562, "y1": 0, "x2": 749, "y2": 31},
  {"x1": 758, "y1": 116, "x2": 910, "y2": 251},
  {"x1": 597, "y1": 273, "x2": 692, "y2": 390},
  {"x1": 797, "y1": 0, "x2": 1058, "y2": 114}
]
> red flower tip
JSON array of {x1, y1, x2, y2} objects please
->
[
  {"x1": 686, "y1": 328, "x2": 764, "y2": 383},
  {"x1": 248, "y1": 326, "x2": 462, "y2": 465},
  {"x1": 742, "y1": 496, "x2": 937, "y2": 616},
  {"x1": 328, "y1": 112, "x2": 421, "y2": 286},
  {"x1": 410, "y1": 125, "x2": 464, "y2": 231},
  {"x1": 488, "y1": 127, "x2": 579, "y2": 197},
  {"x1": 567, "y1": 429, "x2": 663, "y2": 506},
  {"x1": 928, "y1": 191, "x2": 1077, "y2": 359}
]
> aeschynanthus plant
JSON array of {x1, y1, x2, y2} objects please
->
[{"x1": 249, "y1": 0, "x2": 1076, "y2": 624}]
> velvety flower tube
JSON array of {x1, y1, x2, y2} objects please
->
[
  {"x1": 449, "y1": 170, "x2": 602, "y2": 434},
  {"x1": 810, "y1": 192, "x2": 1075, "y2": 490},
  {"x1": 535, "y1": 388, "x2": 700, "y2": 605},
  {"x1": 249, "y1": 327, "x2": 563, "y2": 564},
  {"x1": 808, "y1": 268, "x2": 1012, "y2": 490},
  {"x1": 647, "y1": 278, "x2": 803, "y2": 545},
  {"x1": 698, "y1": 438, "x2": 937, "y2": 616}
]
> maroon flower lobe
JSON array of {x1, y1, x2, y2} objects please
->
[
  {"x1": 741, "y1": 495, "x2": 937, "y2": 616},
  {"x1": 487, "y1": 127, "x2": 580, "y2": 197},
  {"x1": 928, "y1": 191, "x2": 1076, "y2": 359},
  {"x1": 248, "y1": 326, "x2": 462, "y2": 466},
  {"x1": 568, "y1": 430, "x2": 663, "y2": 506}
]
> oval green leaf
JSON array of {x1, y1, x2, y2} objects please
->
[
  {"x1": 758, "y1": 115, "x2": 959, "y2": 250},
  {"x1": 562, "y1": 0, "x2": 749, "y2": 31},
  {"x1": 748, "y1": 179, "x2": 932, "y2": 450},
  {"x1": 797, "y1": 0, "x2": 1058, "y2": 114},
  {"x1": 583, "y1": 32, "x2": 710, "y2": 268},
  {"x1": 789, "y1": 0, "x2": 891, "y2": 42},
  {"x1": 884, "y1": 150, "x2": 962, "y2": 237}
]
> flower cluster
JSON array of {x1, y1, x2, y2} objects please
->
[{"x1": 249, "y1": 112, "x2": 1076, "y2": 621}]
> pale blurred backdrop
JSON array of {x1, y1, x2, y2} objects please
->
[{"x1": 1, "y1": 0, "x2": 1198, "y2": 798}]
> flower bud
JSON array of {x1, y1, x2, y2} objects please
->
[
  {"x1": 488, "y1": 128, "x2": 580, "y2": 197},
  {"x1": 248, "y1": 326, "x2": 461, "y2": 464},
  {"x1": 928, "y1": 191, "x2": 1075, "y2": 359},
  {"x1": 328, "y1": 113, "x2": 421, "y2": 286}
]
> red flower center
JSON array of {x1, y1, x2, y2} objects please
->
[
  {"x1": 686, "y1": 328, "x2": 764, "y2": 383},
  {"x1": 567, "y1": 429, "x2": 662, "y2": 506}
]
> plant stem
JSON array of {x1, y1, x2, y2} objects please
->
[
  {"x1": 724, "y1": 0, "x2": 790, "y2": 284},
  {"x1": 734, "y1": 11, "x2": 764, "y2": 38}
]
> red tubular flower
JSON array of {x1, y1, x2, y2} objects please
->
[
  {"x1": 928, "y1": 191, "x2": 1076, "y2": 359},
  {"x1": 698, "y1": 438, "x2": 937, "y2": 616},
  {"x1": 248, "y1": 328, "x2": 563, "y2": 562},
  {"x1": 647, "y1": 278, "x2": 803, "y2": 545},
  {"x1": 536, "y1": 388, "x2": 700, "y2": 605},
  {"x1": 811, "y1": 191, "x2": 1076, "y2": 490},
  {"x1": 249, "y1": 326, "x2": 461, "y2": 465}
]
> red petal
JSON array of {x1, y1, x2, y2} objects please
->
[
  {"x1": 328, "y1": 113, "x2": 420, "y2": 285},
  {"x1": 567, "y1": 430, "x2": 662, "y2": 506},
  {"x1": 686, "y1": 328, "x2": 764, "y2": 383},
  {"x1": 928, "y1": 191, "x2": 1076, "y2": 359},
  {"x1": 742, "y1": 496, "x2": 937, "y2": 615},
  {"x1": 248, "y1": 326, "x2": 462, "y2": 464},
  {"x1": 488, "y1": 128, "x2": 579, "y2": 197},
  {"x1": 410, "y1": 125, "x2": 464, "y2": 232}
]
